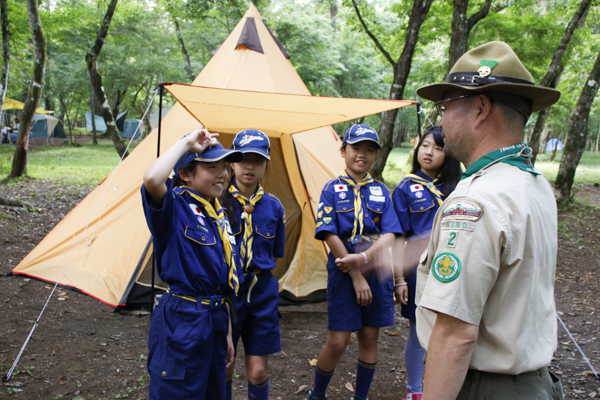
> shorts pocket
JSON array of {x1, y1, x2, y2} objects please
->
[{"x1": 148, "y1": 358, "x2": 186, "y2": 398}]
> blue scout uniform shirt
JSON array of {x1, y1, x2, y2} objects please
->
[
  {"x1": 315, "y1": 176, "x2": 401, "y2": 250},
  {"x1": 141, "y1": 179, "x2": 241, "y2": 297},
  {"x1": 230, "y1": 191, "x2": 285, "y2": 270},
  {"x1": 392, "y1": 170, "x2": 445, "y2": 240}
]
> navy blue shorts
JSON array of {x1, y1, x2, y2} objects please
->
[
  {"x1": 148, "y1": 292, "x2": 229, "y2": 400},
  {"x1": 231, "y1": 270, "x2": 281, "y2": 356},
  {"x1": 326, "y1": 253, "x2": 395, "y2": 331}
]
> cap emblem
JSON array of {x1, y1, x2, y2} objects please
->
[
  {"x1": 354, "y1": 126, "x2": 375, "y2": 136},
  {"x1": 477, "y1": 59, "x2": 499, "y2": 78},
  {"x1": 239, "y1": 134, "x2": 264, "y2": 146}
]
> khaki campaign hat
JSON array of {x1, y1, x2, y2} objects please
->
[{"x1": 417, "y1": 41, "x2": 561, "y2": 114}]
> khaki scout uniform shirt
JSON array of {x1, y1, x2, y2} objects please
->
[{"x1": 415, "y1": 161, "x2": 558, "y2": 375}]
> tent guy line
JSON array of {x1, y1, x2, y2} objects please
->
[{"x1": 2, "y1": 89, "x2": 159, "y2": 383}]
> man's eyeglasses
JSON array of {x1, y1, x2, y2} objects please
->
[{"x1": 434, "y1": 94, "x2": 475, "y2": 116}]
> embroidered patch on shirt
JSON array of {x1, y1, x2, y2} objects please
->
[
  {"x1": 410, "y1": 184, "x2": 424, "y2": 192},
  {"x1": 283, "y1": 214, "x2": 286, "y2": 224},
  {"x1": 318, "y1": 202, "x2": 324, "y2": 209},
  {"x1": 334, "y1": 184, "x2": 348, "y2": 192},
  {"x1": 369, "y1": 186, "x2": 383, "y2": 196},
  {"x1": 432, "y1": 252, "x2": 461, "y2": 283},
  {"x1": 441, "y1": 199, "x2": 483, "y2": 222},
  {"x1": 338, "y1": 192, "x2": 347, "y2": 200},
  {"x1": 369, "y1": 195, "x2": 385, "y2": 202},
  {"x1": 189, "y1": 204, "x2": 204, "y2": 216},
  {"x1": 415, "y1": 191, "x2": 423, "y2": 199},
  {"x1": 441, "y1": 221, "x2": 475, "y2": 231},
  {"x1": 323, "y1": 217, "x2": 332, "y2": 225},
  {"x1": 317, "y1": 211, "x2": 323, "y2": 219},
  {"x1": 316, "y1": 221, "x2": 323, "y2": 228},
  {"x1": 324, "y1": 207, "x2": 333, "y2": 215}
]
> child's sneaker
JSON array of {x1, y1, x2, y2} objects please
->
[
  {"x1": 304, "y1": 389, "x2": 329, "y2": 400},
  {"x1": 402, "y1": 388, "x2": 422, "y2": 400}
]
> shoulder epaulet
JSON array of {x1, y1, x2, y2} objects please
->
[
  {"x1": 323, "y1": 179, "x2": 338, "y2": 192},
  {"x1": 266, "y1": 192, "x2": 284, "y2": 208}
]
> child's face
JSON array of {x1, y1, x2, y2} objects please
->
[
  {"x1": 341, "y1": 141, "x2": 377, "y2": 177},
  {"x1": 417, "y1": 134, "x2": 446, "y2": 178},
  {"x1": 180, "y1": 160, "x2": 229, "y2": 200},
  {"x1": 233, "y1": 153, "x2": 268, "y2": 189}
]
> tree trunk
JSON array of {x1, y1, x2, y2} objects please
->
[
  {"x1": 90, "y1": 85, "x2": 98, "y2": 144},
  {"x1": 595, "y1": 124, "x2": 599, "y2": 152},
  {"x1": 86, "y1": 0, "x2": 127, "y2": 158},
  {"x1": 529, "y1": 0, "x2": 592, "y2": 162},
  {"x1": 370, "y1": 0, "x2": 434, "y2": 181},
  {"x1": 448, "y1": 0, "x2": 492, "y2": 72},
  {"x1": 539, "y1": 124, "x2": 549, "y2": 155},
  {"x1": 330, "y1": 0, "x2": 338, "y2": 31},
  {"x1": 0, "y1": 0, "x2": 10, "y2": 119},
  {"x1": 555, "y1": 49, "x2": 600, "y2": 203},
  {"x1": 10, "y1": 0, "x2": 46, "y2": 177},
  {"x1": 173, "y1": 19, "x2": 195, "y2": 83}
]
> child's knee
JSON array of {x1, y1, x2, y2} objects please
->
[{"x1": 246, "y1": 364, "x2": 268, "y2": 384}]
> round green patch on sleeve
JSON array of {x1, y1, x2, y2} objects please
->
[{"x1": 432, "y1": 252, "x2": 461, "y2": 283}]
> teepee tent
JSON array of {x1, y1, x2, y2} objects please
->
[{"x1": 13, "y1": 5, "x2": 414, "y2": 307}]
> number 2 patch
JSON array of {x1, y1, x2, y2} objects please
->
[{"x1": 447, "y1": 231, "x2": 457, "y2": 248}]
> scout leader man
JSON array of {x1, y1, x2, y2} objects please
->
[{"x1": 414, "y1": 41, "x2": 564, "y2": 400}]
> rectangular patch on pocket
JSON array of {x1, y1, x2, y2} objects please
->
[
  {"x1": 369, "y1": 195, "x2": 385, "y2": 202},
  {"x1": 441, "y1": 221, "x2": 475, "y2": 231}
]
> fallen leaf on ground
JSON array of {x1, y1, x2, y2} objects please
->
[
  {"x1": 308, "y1": 359, "x2": 317, "y2": 366},
  {"x1": 295, "y1": 385, "x2": 308, "y2": 394},
  {"x1": 388, "y1": 332, "x2": 401, "y2": 336},
  {"x1": 345, "y1": 382, "x2": 354, "y2": 392}
]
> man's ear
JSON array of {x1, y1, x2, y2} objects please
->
[{"x1": 473, "y1": 94, "x2": 493, "y2": 129}]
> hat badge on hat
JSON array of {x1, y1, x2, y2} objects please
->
[
  {"x1": 477, "y1": 59, "x2": 499, "y2": 79},
  {"x1": 239, "y1": 133, "x2": 264, "y2": 147},
  {"x1": 354, "y1": 126, "x2": 376, "y2": 136}
]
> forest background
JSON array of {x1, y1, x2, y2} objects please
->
[{"x1": 1, "y1": 0, "x2": 600, "y2": 191}]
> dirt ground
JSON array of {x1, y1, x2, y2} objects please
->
[{"x1": 0, "y1": 180, "x2": 599, "y2": 400}]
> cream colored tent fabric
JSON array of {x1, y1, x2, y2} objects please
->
[{"x1": 13, "y1": 5, "x2": 414, "y2": 306}]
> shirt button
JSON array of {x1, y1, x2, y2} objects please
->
[
  {"x1": 162, "y1": 371, "x2": 167, "y2": 377},
  {"x1": 377, "y1": 208, "x2": 380, "y2": 211},
  {"x1": 420, "y1": 206, "x2": 424, "y2": 210},
  {"x1": 223, "y1": 258, "x2": 226, "y2": 263},
  {"x1": 365, "y1": 214, "x2": 369, "y2": 218},
  {"x1": 361, "y1": 195, "x2": 364, "y2": 198},
  {"x1": 343, "y1": 207, "x2": 347, "y2": 210},
  {"x1": 267, "y1": 232, "x2": 270, "y2": 236}
]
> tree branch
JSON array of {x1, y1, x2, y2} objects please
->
[
  {"x1": 350, "y1": 0, "x2": 396, "y2": 67},
  {"x1": 467, "y1": 0, "x2": 491, "y2": 32}
]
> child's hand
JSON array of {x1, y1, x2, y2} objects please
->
[
  {"x1": 226, "y1": 324, "x2": 235, "y2": 368},
  {"x1": 184, "y1": 128, "x2": 220, "y2": 154},
  {"x1": 395, "y1": 285, "x2": 408, "y2": 305},
  {"x1": 350, "y1": 271, "x2": 372, "y2": 306},
  {"x1": 335, "y1": 254, "x2": 362, "y2": 273}
]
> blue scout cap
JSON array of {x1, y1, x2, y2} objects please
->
[
  {"x1": 231, "y1": 129, "x2": 271, "y2": 160},
  {"x1": 173, "y1": 141, "x2": 244, "y2": 179},
  {"x1": 342, "y1": 124, "x2": 381, "y2": 149}
]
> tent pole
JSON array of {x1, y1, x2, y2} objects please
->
[
  {"x1": 150, "y1": 83, "x2": 164, "y2": 313},
  {"x1": 416, "y1": 102, "x2": 422, "y2": 140}
]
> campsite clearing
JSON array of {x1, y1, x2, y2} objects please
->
[{"x1": 0, "y1": 178, "x2": 599, "y2": 399}]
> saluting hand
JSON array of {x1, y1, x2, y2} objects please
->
[{"x1": 184, "y1": 128, "x2": 220, "y2": 154}]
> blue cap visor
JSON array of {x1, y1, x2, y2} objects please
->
[{"x1": 344, "y1": 137, "x2": 382, "y2": 149}]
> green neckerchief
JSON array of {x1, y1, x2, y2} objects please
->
[{"x1": 461, "y1": 143, "x2": 540, "y2": 181}]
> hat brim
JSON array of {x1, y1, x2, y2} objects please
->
[
  {"x1": 416, "y1": 82, "x2": 561, "y2": 112},
  {"x1": 345, "y1": 137, "x2": 382, "y2": 150},
  {"x1": 237, "y1": 149, "x2": 271, "y2": 161},
  {"x1": 194, "y1": 149, "x2": 244, "y2": 163}
]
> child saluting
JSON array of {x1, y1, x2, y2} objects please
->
[
  {"x1": 141, "y1": 128, "x2": 244, "y2": 400},
  {"x1": 306, "y1": 124, "x2": 402, "y2": 400},
  {"x1": 222, "y1": 129, "x2": 286, "y2": 400}
]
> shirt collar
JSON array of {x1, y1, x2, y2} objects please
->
[{"x1": 461, "y1": 143, "x2": 540, "y2": 181}]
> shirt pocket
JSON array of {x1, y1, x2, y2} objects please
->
[
  {"x1": 253, "y1": 224, "x2": 277, "y2": 263},
  {"x1": 184, "y1": 226, "x2": 217, "y2": 246},
  {"x1": 409, "y1": 200, "x2": 435, "y2": 213},
  {"x1": 366, "y1": 199, "x2": 385, "y2": 215}
]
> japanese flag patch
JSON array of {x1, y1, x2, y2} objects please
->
[
  {"x1": 410, "y1": 184, "x2": 424, "y2": 192},
  {"x1": 189, "y1": 204, "x2": 204, "y2": 216},
  {"x1": 334, "y1": 184, "x2": 348, "y2": 192}
]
